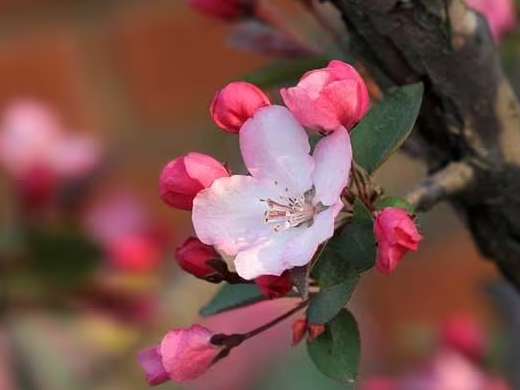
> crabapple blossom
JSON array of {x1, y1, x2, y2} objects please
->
[
  {"x1": 192, "y1": 105, "x2": 352, "y2": 280},
  {"x1": 0, "y1": 100, "x2": 100, "y2": 204},
  {"x1": 175, "y1": 236, "x2": 222, "y2": 279},
  {"x1": 210, "y1": 81, "x2": 271, "y2": 133},
  {"x1": 374, "y1": 208, "x2": 422, "y2": 274},
  {"x1": 255, "y1": 271, "x2": 293, "y2": 298},
  {"x1": 467, "y1": 0, "x2": 517, "y2": 42},
  {"x1": 138, "y1": 325, "x2": 221, "y2": 385},
  {"x1": 85, "y1": 192, "x2": 167, "y2": 273},
  {"x1": 188, "y1": 0, "x2": 255, "y2": 21},
  {"x1": 280, "y1": 60, "x2": 371, "y2": 134},
  {"x1": 160, "y1": 153, "x2": 229, "y2": 210}
]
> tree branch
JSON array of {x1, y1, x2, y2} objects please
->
[
  {"x1": 327, "y1": 0, "x2": 520, "y2": 288},
  {"x1": 406, "y1": 161, "x2": 475, "y2": 212}
]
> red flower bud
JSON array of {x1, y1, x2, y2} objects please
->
[
  {"x1": 210, "y1": 81, "x2": 271, "y2": 133},
  {"x1": 108, "y1": 234, "x2": 163, "y2": 273},
  {"x1": 374, "y1": 208, "x2": 422, "y2": 274},
  {"x1": 307, "y1": 324, "x2": 326, "y2": 342},
  {"x1": 175, "y1": 237, "x2": 221, "y2": 279},
  {"x1": 255, "y1": 271, "x2": 293, "y2": 299},
  {"x1": 291, "y1": 318, "x2": 308, "y2": 346},
  {"x1": 188, "y1": 0, "x2": 255, "y2": 22},
  {"x1": 160, "y1": 153, "x2": 229, "y2": 210},
  {"x1": 441, "y1": 315, "x2": 486, "y2": 362}
]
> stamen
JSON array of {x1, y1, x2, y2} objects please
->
[{"x1": 264, "y1": 193, "x2": 317, "y2": 232}]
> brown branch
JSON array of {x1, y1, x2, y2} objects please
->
[
  {"x1": 326, "y1": 0, "x2": 520, "y2": 288},
  {"x1": 406, "y1": 161, "x2": 475, "y2": 212}
]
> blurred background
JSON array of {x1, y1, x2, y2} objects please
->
[{"x1": 0, "y1": 0, "x2": 517, "y2": 389}]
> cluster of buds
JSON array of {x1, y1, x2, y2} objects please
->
[{"x1": 142, "y1": 59, "x2": 423, "y2": 385}]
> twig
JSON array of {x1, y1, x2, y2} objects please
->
[{"x1": 405, "y1": 161, "x2": 475, "y2": 212}]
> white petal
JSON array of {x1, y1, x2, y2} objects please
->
[
  {"x1": 234, "y1": 229, "x2": 299, "y2": 280},
  {"x1": 312, "y1": 127, "x2": 352, "y2": 206},
  {"x1": 282, "y1": 202, "x2": 343, "y2": 268},
  {"x1": 240, "y1": 105, "x2": 314, "y2": 196},
  {"x1": 192, "y1": 175, "x2": 276, "y2": 256}
]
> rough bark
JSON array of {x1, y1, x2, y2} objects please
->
[{"x1": 327, "y1": 0, "x2": 520, "y2": 288}]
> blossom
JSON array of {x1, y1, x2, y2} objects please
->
[
  {"x1": 440, "y1": 315, "x2": 486, "y2": 362},
  {"x1": 84, "y1": 192, "x2": 167, "y2": 273},
  {"x1": 138, "y1": 325, "x2": 220, "y2": 385},
  {"x1": 280, "y1": 60, "x2": 370, "y2": 134},
  {"x1": 210, "y1": 81, "x2": 271, "y2": 133},
  {"x1": 160, "y1": 153, "x2": 229, "y2": 210},
  {"x1": 188, "y1": 0, "x2": 255, "y2": 21},
  {"x1": 0, "y1": 100, "x2": 100, "y2": 203},
  {"x1": 374, "y1": 208, "x2": 422, "y2": 274},
  {"x1": 467, "y1": 0, "x2": 517, "y2": 42},
  {"x1": 255, "y1": 271, "x2": 293, "y2": 298},
  {"x1": 193, "y1": 105, "x2": 351, "y2": 280},
  {"x1": 175, "y1": 236, "x2": 222, "y2": 279}
]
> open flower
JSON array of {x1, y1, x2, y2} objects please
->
[
  {"x1": 192, "y1": 105, "x2": 351, "y2": 280},
  {"x1": 138, "y1": 325, "x2": 220, "y2": 385}
]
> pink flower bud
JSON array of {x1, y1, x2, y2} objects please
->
[
  {"x1": 160, "y1": 153, "x2": 229, "y2": 210},
  {"x1": 374, "y1": 208, "x2": 422, "y2": 274},
  {"x1": 210, "y1": 81, "x2": 271, "y2": 133},
  {"x1": 188, "y1": 0, "x2": 255, "y2": 22},
  {"x1": 175, "y1": 237, "x2": 221, "y2": 279},
  {"x1": 467, "y1": 0, "x2": 517, "y2": 42},
  {"x1": 139, "y1": 325, "x2": 220, "y2": 385},
  {"x1": 440, "y1": 315, "x2": 486, "y2": 362},
  {"x1": 280, "y1": 60, "x2": 371, "y2": 134},
  {"x1": 291, "y1": 318, "x2": 308, "y2": 346},
  {"x1": 255, "y1": 271, "x2": 293, "y2": 299}
]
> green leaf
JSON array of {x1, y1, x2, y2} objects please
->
[
  {"x1": 200, "y1": 283, "x2": 266, "y2": 317},
  {"x1": 351, "y1": 83, "x2": 423, "y2": 173},
  {"x1": 244, "y1": 57, "x2": 330, "y2": 88},
  {"x1": 307, "y1": 273, "x2": 358, "y2": 325},
  {"x1": 375, "y1": 196, "x2": 415, "y2": 213},
  {"x1": 313, "y1": 200, "x2": 376, "y2": 284},
  {"x1": 307, "y1": 309, "x2": 361, "y2": 383}
]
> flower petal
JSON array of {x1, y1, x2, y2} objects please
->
[
  {"x1": 192, "y1": 175, "x2": 276, "y2": 256},
  {"x1": 312, "y1": 127, "x2": 352, "y2": 206},
  {"x1": 234, "y1": 229, "x2": 299, "y2": 280},
  {"x1": 282, "y1": 202, "x2": 343, "y2": 268},
  {"x1": 240, "y1": 105, "x2": 314, "y2": 195}
]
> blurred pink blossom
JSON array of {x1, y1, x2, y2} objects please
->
[
  {"x1": 467, "y1": 0, "x2": 517, "y2": 42},
  {"x1": 84, "y1": 192, "x2": 168, "y2": 273}
]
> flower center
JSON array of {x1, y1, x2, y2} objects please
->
[{"x1": 262, "y1": 187, "x2": 325, "y2": 232}]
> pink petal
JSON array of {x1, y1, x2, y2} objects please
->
[
  {"x1": 50, "y1": 135, "x2": 100, "y2": 178},
  {"x1": 312, "y1": 128, "x2": 352, "y2": 206},
  {"x1": 192, "y1": 175, "x2": 276, "y2": 256},
  {"x1": 234, "y1": 229, "x2": 299, "y2": 279},
  {"x1": 138, "y1": 346, "x2": 169, "y2": 386},
  {"x1": 239, "y1": 105, "x2": 314, "y2": 196},
  {"x1": 183, "y1": 152, "x2": 229, "y2": 188},
  {"x1": 160, "y1": 325, "x2": 218, "y2": 383},
  {"x1": 282, "y1": 202, "x2": 343, "y2": 267},
  {"x1": 280, "y1": 87, "x2": 341, "y2": 131}
]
